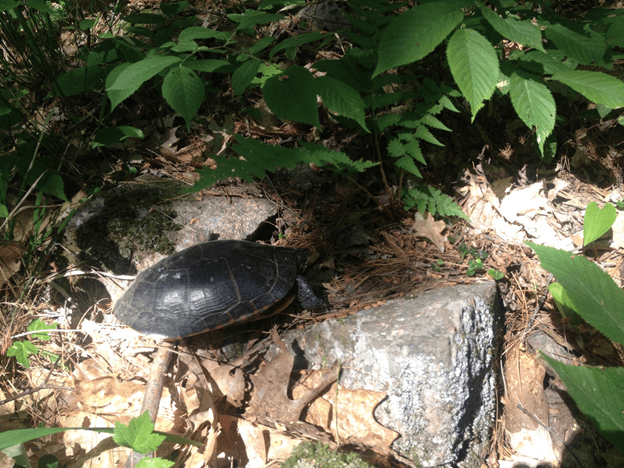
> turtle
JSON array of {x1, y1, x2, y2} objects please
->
[{"x1": 114, "y1": 240, "x2": 325, "y2": 340}]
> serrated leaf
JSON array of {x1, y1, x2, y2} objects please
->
[
  {"x1": 544, "y1": 22, "x2": 607, "y2": 66},
  {"x1": 315, "y1": 76, "x2": 368, "y2": 132},
  {"x1": 263, "y1": 66, "x2": 319, "y2": 127},
  {"x1": 187, "y1": 137, "x2": 375, "y2": 191},
  {"x1": 375, "y1": 3, "x2": 463, "y2": 76},
  {"x1": 584, "y1": 202, "x2": 617, "y2": 246},
  {"x1": 541, "y1": 354, "x2": 624, "y2": 452},
  {"x1": 7, "y1": 341, "x2": 38, "y2": 368},
  {"x1": 551, "y1": 71, "x2": 624, "y2": 110},
  {"x1": 479, "y1": 4, "x2": 545, "y2": 52},
  {"x1": 232, "y1": 60, "x2": 262, "y2": 96},
  {"x1": 447, "y1": 28, "x2": 499, "y2": 120},
  {"x1": 509, "y1": 71, "x2": 555, "y2": 155},
  {"x1": 419, "y1": 114, "x2": 452, "y2": 132},
  {"x1": 414, "y1": 126, "x2": 443, "y2": 146},
  {"x1": 162, "y1": 66, "x2": 204, "y2": 128},
  {"x1": 114, "y1": 411, "x2": 166, "y2": 454},
  {"x1": 395, "y1": 155, "x2": 422, "y2": 178},
  {"x1": 516, "y1": 50, "x2": 576, "y2": 75},
  {"x1": 93, "y1": 126, "x2": 145, "y2": 148},
  {"x1": 528, "y1": 242, "x2": 624, "y2": 344}
]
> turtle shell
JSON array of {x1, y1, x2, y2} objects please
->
[{"x1": 114, "y1": 240, "x2": 304, "y2": 339}]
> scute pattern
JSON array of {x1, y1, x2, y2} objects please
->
[{"x1": 114, "y1": 240, "x2": 301, "y2": 339}]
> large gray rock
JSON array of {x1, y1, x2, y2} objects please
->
[
  {"x1": 64, "y1": 178, "x2": 277, "y2": 274},
  {"x1": 281, "y1": 281, "x2": 502, "y2": 467}
]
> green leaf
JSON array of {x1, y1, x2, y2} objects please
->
[
  {"x1": 27, "y1": 319, "x2": 57, "y2": 341},
  {"x1": 583, "y1": 202, "x2": 617, "y2": 246},
  {"x1": 543, "y1": 22, "x2": 607, "y2": 66},
  {"x1": 7, "y1": 341, "x2": 38, "y2": 368},
  {"x1": 551, "y1": 71, "x2": 624, "y2": 110},
  {"x1": 188, "y1": 137, "x2": 375, "y2": 191},
  {"x1": 162, "y1": 66, "x2": 204, "y2": 128},
  {"x1": 53, "y1": 66, "x2": 105, "y2": 97},
  {"x1": 0, "y1": 427, "x2": 198, "y2": 452},
  {"x1": 108, "y1": 56, "x2": 182, "y2": 91},
  {"x1": 0, "y1": 204, "x2": 8, "y2": 217},
  {"x1": 26, "y1": 0, "x2": 54, "y2": 13},
  {"x1": 93, "y1": 126, "x2": 145, "y2": 148},
  {"x1": 107, "y1": 57, "x2": 182, "y2": 109},
  {"x1": 488, "y1": 269, "x2": 504, "y2": 280},
  {"x1": 315, "y1": 76, "x2": 368, "y2": 132},
  {"x1": 105, "y1": 63, "x2": 134, "y2": 110},
  {"x1": 79, "y1": 19, "x2": 96, "y2": 31},
  {"x1": 232, "y1": 60, "x2": 262, "y2": 96},
  {"x1": 136, "y1": 457, "x2": 175, "y2": 468},
  {"x1": 184, "y1": 59, "x2": 231, "y2": 73},
  {"x1": 375, "y1": 3, "x2": 463, "y2": 76},
  {"x1": 607, "y1": 15, "x2": 624, "y2": 48},
  {"x1": 263, "y1": 66, "x2": 320, "y2": 127},
  {"x1": 509, "y1": 71, "x2": 555, "y2": 155},
  {"x1": 516, "y1": 50, "x2": 576, "y2": 75},
  {"x1": 0, "y1": 0, "x2": 19, "y2": 12},
  {"x1": 479, "y1": 4, "x2": 545, "y2": 52},
  {"x1": 528, "y1": 242, "x2": 624, "y2": 344},
  {"x1": 269, "y1": 31, "x2": 326, "y2": 59},
  {"x1": 541, "y1": 354, "x2": 624, "y2": 452},
  {"x1": 248, "y1": 36, "x2": 276, "y2": 55},
  {"x1": 447, "y1": 28, "x2": 499, "y2": 120},
  {"x1": 39, "y1": 173, "x2": 68, "y2": 202},
  {"x1": 178, "y1": 26, "x2": 232, "y2": 43},
  {"x1": 549, "y1": 282, "x2": 583, "y2": 325},
  {"x1": 114, "y1": 411, "x2": 166, "y2": 454},
  {"x1": 160, "y1": 1, "x2": 189, "y2": 16}
]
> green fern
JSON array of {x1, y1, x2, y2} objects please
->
[
  {"x1": 402, "y1": 185, "x2": 469, "y2": 221},
  {"x1": 187, "y1": 137, "x2": 376, "y2": 192}
]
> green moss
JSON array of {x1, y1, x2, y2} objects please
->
[
  {"x1": 70, "y1": 185, "x2": 183, "y2": 273},
  {"x1": 281, "y1": 442, "x2": 374, "y2": 468}
]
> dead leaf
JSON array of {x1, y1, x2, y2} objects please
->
[
  {"x1": 504, "y1": 344, "x2": 558, "y2": 464},
  {"x1": 247, "y1": 329, "x2": 337, "y2": 435},
  {"x1": 295, "y1": 375, "x2": 398, "y2": 452},
  {"x1": 412, "y1": 212, "x2": 446, "y2": 252},
  {"x1": 0, "y1": 240, "x2": 26, "y2": 286}
]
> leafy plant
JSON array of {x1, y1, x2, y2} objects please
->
[
  {"x1": 7, "y1": 319, "x2": 58, "y2": 369},
  {"x1": 0, "y1": 411, "x2": 199, "y2": 467},
  {"x1": 527, "y1": 205, "x2": 624, "y2": 452},
  {"x1": 583, "y1": 201, "x2": 617, "y2": 246}
]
